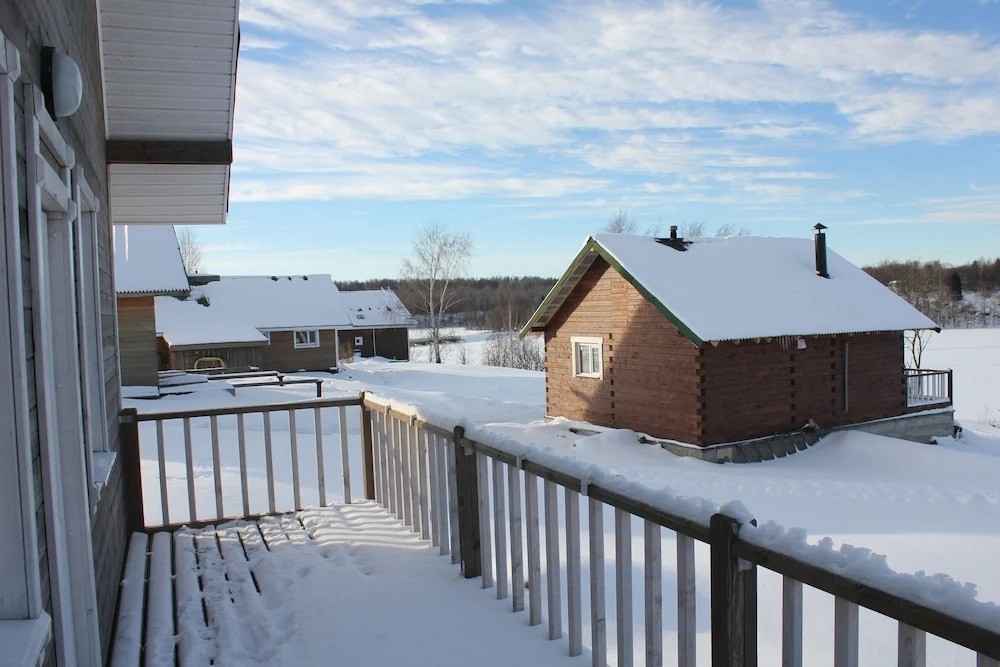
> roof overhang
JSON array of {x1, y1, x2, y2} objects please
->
[{"x1": 101, "y1": 0, "x2": 239, "y2": 225}]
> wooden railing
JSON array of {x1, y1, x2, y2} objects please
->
[
  {"x1": 362, "y1": 393, "x2": 1000, "y2": 667},
  {"x1": 119, "y1": 395, "x2": 366, "y2": 530},
  {"x1": 120, "y1": 391, "x2": 998, "y2": 666},
  {"x1": 905, "y1": 368, "x2": 952, "y2": 407}
]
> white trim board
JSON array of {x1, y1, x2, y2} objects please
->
[
  {"x1": 0, "y1": 27, "x2": 42, "y2": 622},
  {"x1": 25, "y1": 83, "x2": 103, "y2": 666}
]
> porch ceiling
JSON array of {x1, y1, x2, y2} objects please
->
[{"x1": 101, "y1": 0, "x2": 239, "y2": 225}]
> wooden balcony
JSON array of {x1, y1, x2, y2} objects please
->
[
  {"x1": 112, "y1": 393, "x2": 999, "y2": 666},
  {"x1": 905, "y1": 368, "x2": 953, "y2": 407}
]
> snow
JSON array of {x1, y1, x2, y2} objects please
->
[
  {"x1": 155, "y1": 296, "x2": 268, "y2": 347},
  {"x1": 113, "y1": 224, "x2": 189, "y2": 295},
  {"x1": 125, "y1": 327, "x2": 1000, "y2": 664},
  {"x1": 340, "y1": 289, "x2": 414, "y2": 328},
  {"x1": 194, "y1": 275, "x2": 352, "y2": 331},
  {"x1": 588, "y1": 234, "x2": 938, "y2": 342}
]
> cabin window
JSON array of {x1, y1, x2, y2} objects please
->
[
  {"x1": 294, "y1": 329, "x2": 320, "y2": 348},
  {"x1": 571, "y1": 336, "x2": 603, "y2": 379}
]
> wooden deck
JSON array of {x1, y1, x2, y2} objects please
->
[{"x1": 111, "y1": 502, "x2": 431, "y2": 666}]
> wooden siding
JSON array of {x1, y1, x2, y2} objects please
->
[
  {"x1": 167, "y1": 344, "x2": 265, "y2": 371},
  {"x1": 117, "y1": 296, "x2": 158, "y2": 386},
  {"x1": 260, "y1": 329, "x2": 340, "y2": 372},
  {"x1": 339, "y1": 327, "x2": 410, "y2": 361},
  {"x1": 699, "y1": 333, "x2": 906, "y2": 444},
  {"x1": 544, "y1": 259, "x2": 703, "y2": 444},
  {"x1": 1, "y1": 0, "x2": 126, "y2": 660}
]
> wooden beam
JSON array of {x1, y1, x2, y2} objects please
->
[{"x1": 106, "y1": 139, "x2": 233, "y2": 165}]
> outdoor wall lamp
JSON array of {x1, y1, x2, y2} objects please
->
[{"x1": 41, "y1": 46, "x2": 82, "y2": 119}]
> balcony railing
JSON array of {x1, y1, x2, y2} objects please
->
[
  {"x1": 906, "y1": 368, "x2": 953, "y2": 407},
  {"x1": 118, "y1": 390, "x2": 998, "y2": 667}
]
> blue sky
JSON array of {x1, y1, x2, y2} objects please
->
[{"x1": 197, "y1": 0, "x2": 1000, "y2": 280}]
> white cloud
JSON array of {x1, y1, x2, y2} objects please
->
[{"x1": 231, "y1": 0, "x2": 1000, "y2": 203}]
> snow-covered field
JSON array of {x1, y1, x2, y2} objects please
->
[{"x1": 126, "y1": 328, "x2": 1000, "y2": 665}]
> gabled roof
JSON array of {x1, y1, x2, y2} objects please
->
[
  {"x1": 198, "y1": 275, "x2": 352, "y2": 330},
  {"x1": 155, "y1": 296, "x2": 267, "y2": 348},
  {"x1": 114, "y1": 224, "x2": 189, "y2": 295},
  {"x1": 101, "y1": 0, "x2": 239, "y2": 225},
  {"x1": 522, "y1": 234, "x2": 938, "y2": 346},
  {"x1": 339, "y1": 290, "x2": 415, "y2": 328}
]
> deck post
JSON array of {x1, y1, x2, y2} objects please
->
[
  {"x1": 119, "y1": 408, "x2": 145, "y2": 533},
  {"x1": 710, "y1": 512, "x2": 757, "y2": 667},
  {"x1": 360, "y1": 399, "x2": 376, "y2": 500},
  {"x1": 453, "y1": 425, "x2": 481, "y2": 578}
]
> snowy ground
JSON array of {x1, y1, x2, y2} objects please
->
[{"x1": 126, "y1": 328, "x2": 1000, "y2": 665}]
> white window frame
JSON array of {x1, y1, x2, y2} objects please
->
[
  {"x1": 294, "y1": 329, "x2": 320, "y2": 349},
  {"x1": 571, "y1": 336, "x2": 604, "y2": 379},
  {"x1": 25, "y1": 82, "x2": 102, "y2": 665},
  {"x1": 0, "y1": 29, "x2": 44, "y2": 627}
]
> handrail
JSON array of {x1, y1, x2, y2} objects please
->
[
  {"x1": 361, "y1": 391, "x2": 1000, "y2": 663},
  {"x1": 134, "y1": 394, "x2": 362, "y2": 422}
]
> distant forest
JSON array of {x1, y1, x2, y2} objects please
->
[
  {"x1": 340, "y1": 256, "x2": 1000, "y2": 332},
  {"x1": 338, "y1": 276, "x2": 558, "y2": 330},
  {"x1": 863, "y1": 257, "x2": 1000, "y2": 328}
]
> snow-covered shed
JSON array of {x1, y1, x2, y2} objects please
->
[
  {"x1": 158, "y1": 275, "x2": 353, "y2": 372},
  {"x1": 522, "y1": 228, "x2": 951, "y2": 447},
  {"x1": 114, "y1": 224, "x2": 190, "y2": 385},
  {"x1": 339, "y1": 289, "x2": 415, "y2": 360}
]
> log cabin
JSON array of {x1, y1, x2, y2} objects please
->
[{"x1": 522, "y1": 227, "x2": 954, "y2": 450}]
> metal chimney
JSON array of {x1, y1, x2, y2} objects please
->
[
  {"x1": 669, "y1": 225, "x2": 678, "y2": 240},
  {"x1": 813, "y1": 223, "x2": 829, "y2": 278}
]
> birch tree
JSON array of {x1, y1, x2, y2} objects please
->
[
  {"x1": 401, "y1": 222, "x2": 473, "y2": 363},
  {"x1": 176, "y1": 226, "x2": 203, "y2": 275}
]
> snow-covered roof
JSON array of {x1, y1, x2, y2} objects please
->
[
  {"x1": 198, "y1": 275, "x2": 352, "y2": 330},
  {"x1": 339, "y1": 290, "x2": 414, "y2": 328},
  {"x1": 524, "y1": 234, "x2": 938, "y2": 345},
  {"x1": 113, "y1": 224, "x2": 189, "y2": 295},
  {"x1": 154, "y1": 296, "x2": 267, "y2": 348}
]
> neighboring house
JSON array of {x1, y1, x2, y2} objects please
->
[
  {"x1": 0, "y1": 2, "x2": 239, "y2": 665},
  {"x1": 114, "y1": 224, "x2": 189, "y2": 385},
  {"x1": 157, "y1": 275, "x2": 353, "y2": 372},
  {"x1": 154, "y1": 295, "x2": 269, "y2": 370},
  {"x1": 522, "y1": 228, "x2": 951, "y2": 447},
  {"x1": 339, "y1": 289, "x2": 414, "y2": 360}
]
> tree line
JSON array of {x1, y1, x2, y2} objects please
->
[
  {"x1": 863, "y1": 257, "x2": 1000, "y2": 328},
  {"x1": 338, "y1": 275, "x2": 558, "y2": 331}
]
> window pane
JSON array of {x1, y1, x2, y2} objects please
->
[
  {"x1": 591, "y1": 345, "x2": 600, "y2": 374},
  {"x1": 578, "y1": 345, "x2": 590, "y2": 374}
]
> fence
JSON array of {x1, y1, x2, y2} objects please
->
[
  {"x1": 363, "y1": 393, "x2": 999, "y2": 667},
  {"x1": 905, "y1": 369, "x2": 952, "y2": 407},
  {"x1": 119, "y1": 395, "x2": 367, "y2": 530},
  {"x1": 119, "y1": 391, "x2": 998, "y2": 666}
]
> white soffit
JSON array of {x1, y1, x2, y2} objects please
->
[
  {"x1": 101, "y1": 0, "x2": 239, "y2": 225},
  {"x1": 101, "y1": 0, "x2": 238, "y2": 141},
  {"x1": 109, "y1": 164, "x2": 230, "y2": 225}
]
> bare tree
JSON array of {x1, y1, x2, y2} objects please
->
[
  {"x1": 176, "y1": 227, "x2": 203, "y2": 275},
  {"x1": 601, "y1": 208, "x2": 636, "y2": 234},
  {"x1": 400, "y1": 222, "x2": 473, "y2": 364},
  {"x1": 905, "y1": 329, "x2": 933, "y2": 369},
  {"x1": 714, "y1": 223, "x2": 751, "y2": 237}
]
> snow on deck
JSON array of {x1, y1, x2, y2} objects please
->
[
  {"x1": 114, "y1": 503, "x2": 575, "y2": 666},
  {"x1": 592, "y1": 234, "x2": 938, "y2": 341}
]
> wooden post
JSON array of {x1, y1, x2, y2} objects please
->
[
  {"x1": 453, "y1": 425, "x2": 481, "y2": 578},
  {"x1": 119, "y1": 408, "x2": 145, "y2": 533},
  {"x1": 710, "y1": 513, "x2": 757, "y2": 667},
  {"x1": 315, "y1": 379, "x2": 323, "y2": 397},
  {"x1": 360, "y1": 402, "x2": 376, "y2": 500}
]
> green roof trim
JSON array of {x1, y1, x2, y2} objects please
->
[
  {"x1": 519, "y1": 236, "x2": 706, "y2": 348},
  {"x1": 519, "y1": 239, "x2": 597, "y2": 338}
]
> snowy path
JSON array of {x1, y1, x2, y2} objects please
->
[{"x1": 129, "y1": 502, "x2": 579, "y2": 666}]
